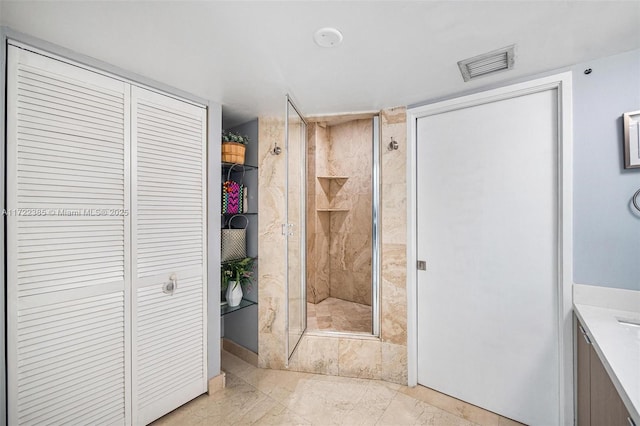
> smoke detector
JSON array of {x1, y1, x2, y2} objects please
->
[
  {"x1": 314, "y1": 27, "x2": 343, "y2": 48},
  {"x1": 458, "y1": 45, "x2": 516, "y2": 82}
]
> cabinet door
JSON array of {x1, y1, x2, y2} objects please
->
[
  {"x1": 131, "y1": 86, "x2": 207, "y2": 425},
  {"x1": 6, "y1": 45, "x2": 130, "y2": 425},
  {"x1": 590, "y1": 345, "x2": 631, "y2": 426},
  {"x1": 576, "y1": 321, "x2": 591, "y2": 426}
]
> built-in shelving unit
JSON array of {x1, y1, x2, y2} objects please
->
[
  {"x1": 222, "y1": 162, "x2": 258, "y2": 171},
  {"x1": 220, "y1": 161, "x2": 258, "y2": 314},
  {"x1": 221, "y1": 256, "x2": 258, "y2": 265},
  {"x1": 221, "y1": 298, "x2": 257, "y2": 316},
  {"x1": 222, "y1": 162, "x2": 258, "y2": 217},
  {"x1": 220, "y1": 120, "x2": 260, "y2": 357}
]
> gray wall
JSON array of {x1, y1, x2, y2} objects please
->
[
  {"x1": 220, "y1": 119, "x2": 259, "y2": 353},
  {"x1": 412, "y1": 48, "x2": 640, "y2": 292},
  {"x1": 572, "y1": 49, "x2": 640, "y2": 290}
]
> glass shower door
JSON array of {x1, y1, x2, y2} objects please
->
[{"x1": 286, "y1": 97, "x2": 307, "y2": 360}]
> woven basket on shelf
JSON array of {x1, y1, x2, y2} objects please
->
[{"x1": 222, "y1": 142, "x2": 246, "y2": 164}]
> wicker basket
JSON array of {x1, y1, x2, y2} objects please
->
[{"x1": 221, "y1": 142, "x2": 246, "y2": 164}]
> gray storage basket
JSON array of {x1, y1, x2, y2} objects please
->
[{"x1": 221, "y1": 215, "x2": 248, "y2": 261}]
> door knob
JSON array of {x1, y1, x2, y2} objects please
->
[{"x1": 163, "y1": 273, "x2": 178, "y2": 295}]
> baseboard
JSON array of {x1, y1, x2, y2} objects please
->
[
  {"x1": 222, "y1": 337, "x2": 258, "y2": 366},
  {"x1": 207, "y1": 372, "x2": 226, "y2": 395}
]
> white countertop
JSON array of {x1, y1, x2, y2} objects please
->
[{"x1": 574, "y1": 285, "x2": 640, "y2": 424}]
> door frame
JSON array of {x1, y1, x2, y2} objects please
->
[
  {"x1": 284, "y1": 94, "x2": 308, "y2": 364},
  {"x1": 406, "y1": 72, "x2": 574, "y2": 425}
]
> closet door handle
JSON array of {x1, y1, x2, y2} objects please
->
[{"x1": 163, "y1": 273, "x2": 178, "y2": 295}]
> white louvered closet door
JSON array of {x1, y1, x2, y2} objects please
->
[
  {"x1": 131, "y1": 87, "x2": 207, "y2": 425},
  {"x1": 6, "y1": 45, "x2": 131, "y2": 425}
]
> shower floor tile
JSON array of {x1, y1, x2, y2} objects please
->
[{"x1": 307, "y1": 297, "x2": 372, "y2": 333}]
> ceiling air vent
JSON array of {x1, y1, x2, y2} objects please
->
[{"x1": 458, "y1": 45, "x2": 515, "y2": 82}]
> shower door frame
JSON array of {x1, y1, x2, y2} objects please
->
[
  {"x1": 303, "y1": 114, "x2": 382, "y2": 339},
  {"x1": 371, "y1": 115, "x2": 381, "y2": 337},
  {"x1": 285, "y1": 95, "x2": 308, "y2": 362}
]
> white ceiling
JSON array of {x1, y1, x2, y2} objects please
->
[{"x1": 1, "y1": 1, "x2": 639, "y2": 127}]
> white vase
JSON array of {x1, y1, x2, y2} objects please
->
[{"x1": 226, "y1": 281, "x2": 243, "y2": 307}]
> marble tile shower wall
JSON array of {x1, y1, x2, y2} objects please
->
[
  {"x1": 258, "y1": 107, "x2": 408, "y2": 384},
  {"x1": 257, "y1": 117, "x2": 287, "y2": 370},
  {"x1": 326, "y1": 119, "x2": 373, "y2": 306},
  {"x1": 306, "y1": 120, "x2": 373, "y2": 306},
  {"x1": 306, "y1": 123, "x2": 330, "y2": 304}
]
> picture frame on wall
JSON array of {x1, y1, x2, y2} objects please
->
[{"x1": 623, "y1": 110, "x2": 640, "y2": 169}]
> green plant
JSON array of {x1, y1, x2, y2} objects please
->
[
  {"x1": 221, "y1": 257, "x2": 255, "y2": 291},
  {"x1": 222, "y1": 131, "x2": 250, "y2": 145}
]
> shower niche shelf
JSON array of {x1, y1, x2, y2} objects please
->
[
  {"x1": 316, "y1": 208, "x2": 349, "y2": 212},
  {"x1": 317, "y1": 176, "x2": 349, "y2": 190},
  {"x1": 317, "y1": 175, "x2": 349, "y2": 181},
  {"x1": 317, "y1": 176, "x2": 350, "y2": 212}
]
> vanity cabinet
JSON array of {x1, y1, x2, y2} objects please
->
[{"x1": 576, "y1": 318, "x2": 634, "y2": 426}]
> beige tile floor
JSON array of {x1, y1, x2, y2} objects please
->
[
  {"x1": 152, "y1": 351, "x2": 524, "y2": 426},
  {"x1": 307, "y1": 297, "x2": 372, "y2": 333}
]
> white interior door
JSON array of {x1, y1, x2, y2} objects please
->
[
  {"x1": 6, "y1": 45, "x2": 131, "y2": 425},
  {"x1": 131, "y1": 86, "x2": 208, "y2": 425},
  {"x1": 416, "y1": 87, "x2": 560, "y2": 425}
]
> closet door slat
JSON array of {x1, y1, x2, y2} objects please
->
[
  {"x1": 131, "y1": 86, "x2": 207, "y2": 425},
  {"x1": 6, "y1": 45, "x2": 131, "y2": 425}
]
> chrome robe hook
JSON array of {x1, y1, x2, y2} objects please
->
[{"x1": 270, "y1": 142, "x2": 282, "y2": 155}]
